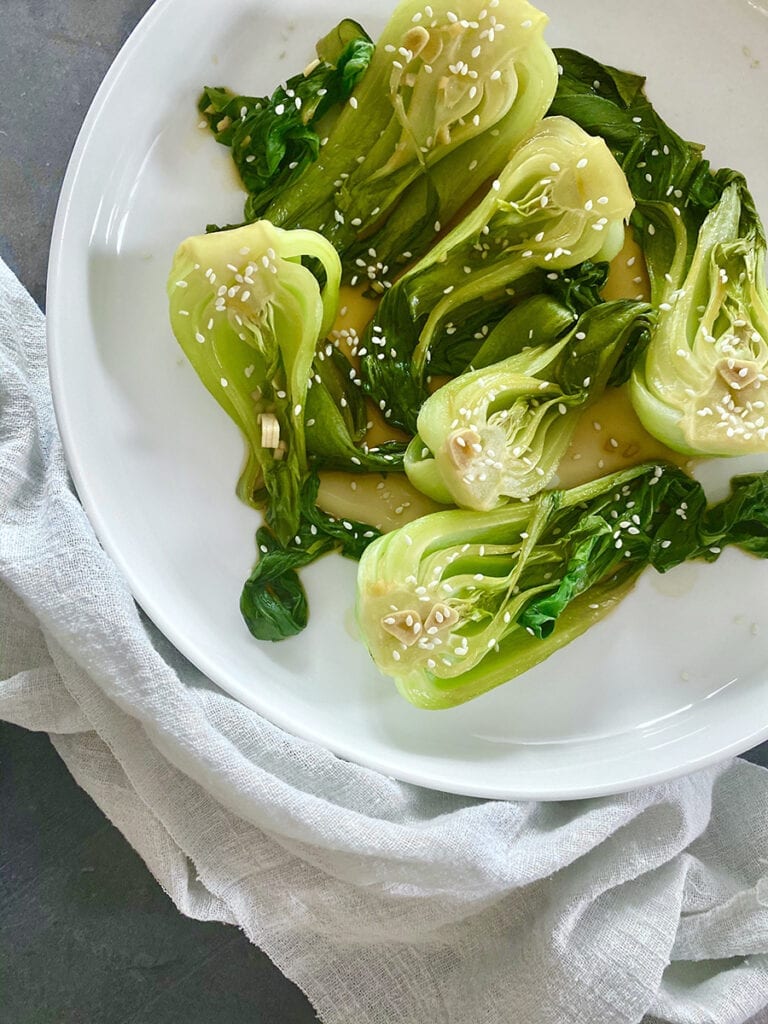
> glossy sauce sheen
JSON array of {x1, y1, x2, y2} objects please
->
[
  {"x1": 317, "y1": 233, "x2": 686, "y2": 529},
  {"x1": 316, "y1": 286, "x2": 443, "y2": 531}
]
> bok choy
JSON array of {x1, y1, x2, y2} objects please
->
[
  {"x1": 167, "y1": 220, "x2": 340, "y2": 545},
  {"x1": 199, "y1": 20, "x2": 375, "y2": 222},
  {"x1": 550, "y1": 49, "x2": 768, "y2": 457},
  {"x1": 357, "y1": 463, "x2": 768, "y2": 708},
  {"x1": 404, "y1": 300, "x2": 653, "y2": 508},
  {"x1": 630, "y1": 179, "x2": 768, "y2": 456},
  {"x1": 257, "y1": 0, "x2": 558, "y2": 278},
  {"x1": 361, "y1": 115, "x2": 635, "y2": 432}
]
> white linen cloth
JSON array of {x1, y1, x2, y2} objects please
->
[{"x1": 3, "y1": 251, "x2": 768, "y2": 1024}]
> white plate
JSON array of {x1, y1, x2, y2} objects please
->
[{"x1": 48, "y1": 0, "x2": 768, "y2": 799}]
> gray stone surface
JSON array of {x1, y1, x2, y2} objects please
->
[
  {"x1": 0, "y1": 722, "x2": 316, "y2": 1023},
  {"x1": 0, "y1": 0, "x2": 155, "y2": 306}
]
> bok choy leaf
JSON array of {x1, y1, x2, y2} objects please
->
[
  {"x1": 404, "y1": 300, "x2": 653, "y2": 508},
  {"x1": 304, "y1": 345, "x2": 407, "y2": 473},
  {"x1": 241, "y1": 474, "x2": 380, "y2": 640},
  {"x1": 263, "y1": 0, "x2": 559, "y2": 279},
  {"x1": 167, "y1": 220, "x2": 340, "y2": 545},
  {"x1": 361, "y1": 115, "x2": 635, "y2": 432},
  {"x1": 357, "y1": 462, "x2": 768, "y2": 708},
  {"x1": 199, "y1": 20, "x2": 375, "y2": 222}
]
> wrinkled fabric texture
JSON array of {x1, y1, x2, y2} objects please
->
[{"x1": 2, "y1": 254, "x2": 768, "y2": 1024}]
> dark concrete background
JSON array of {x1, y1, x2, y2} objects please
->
[
  {"x1": 1, "y1": 2, "x2": 768, "y2": 1022},
  {"x1": 0, "y1": 722, "x2": 316, "y2": 1023}
]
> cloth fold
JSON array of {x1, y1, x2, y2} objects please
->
[{"x1": 2, "y1": 252, "x2": 768, "y2": 1024}]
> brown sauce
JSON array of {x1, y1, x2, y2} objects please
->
[
  {"x1": 317, "y1": 472, "x2": 446, "y2": 532},
  {"x1": 556, "y1": 385, "x2": 690, "y2": 488}
]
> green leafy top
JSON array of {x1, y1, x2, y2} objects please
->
[
  {"x1": 241, "y1": 473, "x2": 381, "y2": 641},
  {"x1": 199, "y1": 20, "x2": 375, "y2": 221}
]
